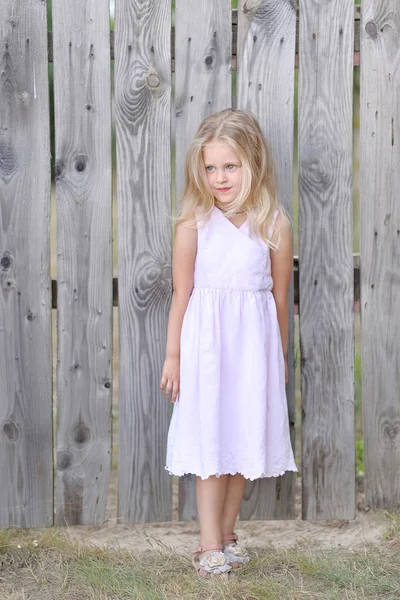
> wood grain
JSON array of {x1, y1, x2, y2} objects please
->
[
  {"x1": 52, "y1": 0, "x2": 113, "y2": 525},
  {"x1": 360, "y1": 0, "x2": 400, "y2": 509},
  {"x1": 299, "y1": 0, "x2": 355, "y2": 519},
  {"x1": 115, "y1": 0, "x2": 172, "y2": 523},
  {"x1": 175, "y1": 0, "x2": 232, "y2": 520},
  {"x1": 237, "y1": 0, "x2": 297, "y2": 520},
  {"x1": 49, "y1": 257, "x2": 362, "y2": 310},
  {"x1": 46, "y1": 8, "x2": 363, "y2": 66},
  {"x1": 0, "y1": 1, "x2": 53, "y2": 527}
]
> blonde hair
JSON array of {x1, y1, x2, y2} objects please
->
[{"x1": 176, "y1": 108, "x2": 287, "y2": 249}]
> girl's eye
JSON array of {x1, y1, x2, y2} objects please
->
[
  {"x1": 227, "y1": 165, "x2": 236, "y2": 171},
  {"x1": 206, "y1": 166, "x2": 215, "y2": 172}
]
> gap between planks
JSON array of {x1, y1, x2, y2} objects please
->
[{"x1": 50, "y1": 256, "x2": 361, "y2": 310}]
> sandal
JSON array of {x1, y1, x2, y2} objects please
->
[
  {"x1": 222, "y1": 533, "x2": 250, "y2": 568},
  {"x1": 191, "y1": 544, "x2": 232, "y2": 579}
]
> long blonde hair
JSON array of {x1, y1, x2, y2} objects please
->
[{"x1": 177, "y1": 108, "x2": 286, "y2": 249}]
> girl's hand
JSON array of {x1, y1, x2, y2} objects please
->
[{"x1": 160, "y1": 357, "x2": 180, "y2": 403}]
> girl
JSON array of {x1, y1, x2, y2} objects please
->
[{"x1": 160, "y1": 109, "x2": 297, "y2": 578}]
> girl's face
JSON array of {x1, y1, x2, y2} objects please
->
[{"x1": 202, "y1": 140, "x2": 243, "y2": 206}]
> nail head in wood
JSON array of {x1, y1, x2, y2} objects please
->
[{"x1": 147, "y1": 73, "x2": 161, "y2": 88}]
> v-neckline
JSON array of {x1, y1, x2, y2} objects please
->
[{"x1": 214, "y1": 206, "x2": 248, "y2": 231}]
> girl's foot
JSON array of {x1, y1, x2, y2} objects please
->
[
  {"x1": 222, "y1": 533, "x2": 250, "y2": 568},
  {"x1": 192, "y1": 544, "x2": 231, "y2": 579}
]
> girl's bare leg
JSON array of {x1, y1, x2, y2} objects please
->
[
  {"x1": 196, "y1": 475, "x2": 228, "y2": 547},
  {"x1": 220, "y1": 474, "x2": 247, "y2": 537}
]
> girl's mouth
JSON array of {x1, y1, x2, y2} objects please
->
[{"x1": 216, "y1": 188, "x2": 231, "y2": 192}]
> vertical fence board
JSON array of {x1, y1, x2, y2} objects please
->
[
  {"x1": 53, "y1": 0, "x2": 113, "y2": 525},
  {"x1": 175, "y1": 0, "x2": 232, "y2": 521},
  {"x1": 360, "y1": 0, "x2": 400, "y2": 509},
  {"x1": 0, "y1": 1, "x2": 52, "y2": 528},
  {"x1": 115, "y1": 0, "x2": 172, "y2": 523},
  {"x1": 299, "y1": 1, "x2": 355, "y2": 519},
  {"x1": 237, "y1": 0, "x2": 297, "y2": 521}
]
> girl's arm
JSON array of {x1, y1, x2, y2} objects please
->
[
  {"x1": 270, "y1": 213, "x2": 293, "y2": 383},
  {"x1": 160, "y1": 221, "x2": 197, "y2": 402}
]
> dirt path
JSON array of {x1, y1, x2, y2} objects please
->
[
  {"x1": 66, "y1": 510, "x2": 388, "y2": 555},
  {"x1": 64, "y1": 472, "x2": 390, "y2": 555}
]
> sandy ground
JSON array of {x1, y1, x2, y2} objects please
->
[{"x1": 63, "y1": 471, "x2": 390, "y2": 556}]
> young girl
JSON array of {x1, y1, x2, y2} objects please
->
[{"x1": 160, "y1": 108, "x2": 297, "y2": 578}]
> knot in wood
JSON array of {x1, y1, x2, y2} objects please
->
[
  {"x1": 55, "y1": 160, "x2": 65, "y2": 180},
  {"x1": 0, "y1": 254, "x2": 11, "y2": 271},
  {"x1": 4, "y1": 278, "x2": 14, "y2": 289},
  {"x1": 3, "y1": 421, "x2": 19, "y2": 442},
  {"x1": 26, "y1": 310, "x2": 34, "y2": 321},
  {"x1": 204, "y1": 48, "x2": 217, "y2": 70},
  {"x1": 75, "y1": 158, "x2": 87, "y2": 172},
  {"x1": 0, "y1": 135, "x2": 18, "y2": 182},
  {"x1": 73, "y1": 422, "x2": 90, "y2": 446},
  {"x1": 161, "y1": 264, "x2": 172, "y2": 283},
  {"x1": 384, "y1": 424, "x2": 399, "y2": 441},
  {"x1": 147, "y1": 73, "x2": 161, "y2": 88},
  {"x1": 365, "y1": 21, "x2": 378, "y2": 38},
  {"x1": 57, "y1": 450, "x2": 73, "y2": 470}
]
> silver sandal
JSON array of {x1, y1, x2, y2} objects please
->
[
  {"x1": 222, "y1": 534, "x2": 250, "y2": 567},
  {"x1": 192, "y1": 544, "x2": 232, "y2": 579}
]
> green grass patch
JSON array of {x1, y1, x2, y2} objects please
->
[{"x1": 1, "y1": 528, "x2": 400, "y2": 600}]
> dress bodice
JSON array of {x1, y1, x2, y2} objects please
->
[{"x1": 194, "y1": 207, "x2": 274, "y2": 292}]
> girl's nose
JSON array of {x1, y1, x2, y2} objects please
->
[{"x1": 216, "y1": 169, "x2": 227, "y2": 183}]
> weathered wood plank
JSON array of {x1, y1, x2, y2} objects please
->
[
  {"x1": 0, "y1": 2, "x2": 53, "y2": 527},
  {"x1": 175, "y1": 0, "x2": 232, "y2": 521},
  {"x1": 299, "y1": 0, "x2": 355, "y2": 519},
  {"x1": 52, "y1": 0, "x2": 113, "y2": 525},
  {"x1": 360, "y1": 0, "x2": 400, "y2": 509},
  {"x1": 115, "y1": 0, "x2": 172, "y2": 523},
  {"x1": 47, "y1": 7, "x2": 362, "y2": 66},
  {"x1": 50, "y1": 256, "x2": 362, "y2": 310},
  {"x1": 237, "y1": 0, "x2": 297, "y2": 520}
]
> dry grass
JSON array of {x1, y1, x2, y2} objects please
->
[{"x1": 1, "y1": 527, "x2": 400, "y2": 600}]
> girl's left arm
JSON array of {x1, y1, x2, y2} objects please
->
[{"x1": 270, "y1": 214, "x2": 293, "y2": 381}]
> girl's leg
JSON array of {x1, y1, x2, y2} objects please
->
[
  {"x1": 196, "y1": 475, "x2": 228, "y2": 546},
  {"x1": 220, "y1": 473, "x2": 247, "y2": 537}
]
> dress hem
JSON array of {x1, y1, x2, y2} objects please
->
[{"x1": 164, "y1": 465, "x2": 298, "y2": 481}]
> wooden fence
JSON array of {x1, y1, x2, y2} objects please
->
[{"x1": 0, "y1": 0, "x2": 399, "y2": 527}]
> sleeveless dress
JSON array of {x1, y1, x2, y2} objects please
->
[{"x1": 165, "y1": 206, "x2": 298, "y2": 480}]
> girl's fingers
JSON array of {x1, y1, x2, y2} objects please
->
[
  {"x1": 171, "y1": 380, "x2": 180, "y2": 403},
  {"x1": 161, "y1": 374, "x2": 180, "y2": 399},
  {"x1": 160, "y1": 375, "x2": 166, "y2": 391}
]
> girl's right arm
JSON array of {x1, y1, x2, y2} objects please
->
[{"x1": 160, "y1": 221, "x2": 197, "y2": 403}]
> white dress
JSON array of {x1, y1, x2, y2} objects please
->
[{"x1": 165, "y1": 206, "x2": 297, "y2": 480}]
